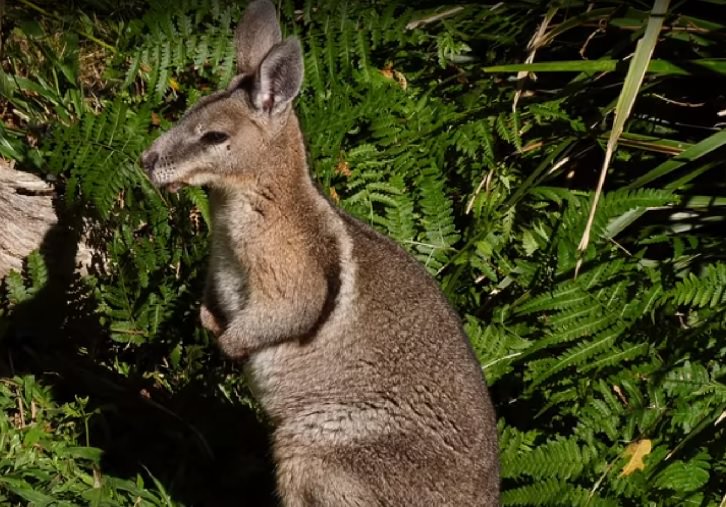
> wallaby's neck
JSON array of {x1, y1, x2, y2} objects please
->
[{"x1": 210, "y1": 113, "x2": 326, "y2": 227}]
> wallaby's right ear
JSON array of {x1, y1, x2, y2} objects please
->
[
  {"x1": 235, "y1": 0, "x2": 282, "y2": 74},
  {"x1": 253, "y1": 38, "x2": 303, "y2": 115}
]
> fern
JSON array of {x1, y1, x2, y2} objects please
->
[
  {"x1": 654, "y1": 459, "x2": 710, "y2": 493},
  {"x1": 669, "y1": 262, "x2": 726, "y2": 308},
  {"x1": 4, "y1": 251, "x2": 48, "y2": 306},
  {"x1": 414, "y1": 165, "x2": 460, "y2": 271},
  {"x1": 123, "y1": 0, "x2": 239, "y2": 99},
  {"x1": 504, "y1": 437, "x2": 592, "y2": 480},
  {"x1": 502, "y1": 478, "x2": 617, "y2": 507},
  {"x1": 43, "y1": 98, "x2": 154, "y2": 217}
]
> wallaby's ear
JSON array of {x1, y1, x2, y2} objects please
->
[
  {"x1": 253, "y1": 37, "x2": 304, "y2": 115},
  {"x1": 235, "y1": 0, "x2": 282, "y2": 74}
]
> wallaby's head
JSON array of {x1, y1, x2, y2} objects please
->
[{"x1": 140, "y1": 0, "x2": 303, "y2": 191}]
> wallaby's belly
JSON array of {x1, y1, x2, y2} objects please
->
[{"x1": 246, "y1": 320, "x2": 499, "y2": 506}]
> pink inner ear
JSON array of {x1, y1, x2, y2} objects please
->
[{"x1": 262, "y1": 93, "x2": 274, "y2": 113}]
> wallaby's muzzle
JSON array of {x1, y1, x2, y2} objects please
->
[{"x1": 139, "y1": 147, "x2": 184, "y2": 193}]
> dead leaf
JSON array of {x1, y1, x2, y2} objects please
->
[
  {"x1": 379, "y1": 64, "x2": 407, "y2": 89},
  {"x1": 620, "y1": 439, "x2": 652, "y2": 476},
  {"x1": 329, "y1": 186, "x2": 340, "y2": 204},
  {"x1": 715, "y1": 410, "x2": 726, "y2": 426},
  {"x1": 335, "y1": 160, "x2": 352, "y2": 177},
  {"x1": 151, "y1": 111, "x2": 161, "y2": 126}
]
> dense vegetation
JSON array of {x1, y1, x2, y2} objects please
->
[{"x1": 1, "y1": 0, "x2": 725, "y2": 505}]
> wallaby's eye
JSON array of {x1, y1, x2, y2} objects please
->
[{"x1": 200, "y1": 131, "x2": 230, "y2": 145}]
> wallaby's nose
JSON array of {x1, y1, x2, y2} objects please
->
[{"x1": 140, "y1": 151, "x2": 159, "y2": 173}]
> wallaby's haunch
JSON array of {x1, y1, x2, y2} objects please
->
[{"x1": 140, "y1": 1, "x2": 499, "y2": 504}]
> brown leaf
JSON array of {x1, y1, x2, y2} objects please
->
[
  {"x1": 335, "y1": 160, "x2": 352, "y2": 178},
  {"x1": 620, "y1": 439, "x2": 652, "y2": 476},
  {"x1": 379, "y1": 64, "x2": 407, "y2": 89},
  {"x1": 329, "y1": 186, "x2": 340, "y2": 204}
]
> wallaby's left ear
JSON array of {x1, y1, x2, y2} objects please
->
[
  {"x1": 254, "y1": 37, "x2": 304, "y2": 115},
  {"x1": 235, "y1": 0, "x2": 281, "y2": 74}
]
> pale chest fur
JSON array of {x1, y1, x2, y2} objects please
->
[{"x1": 207, "y1": 189, "x2": 258, "y2": 321}]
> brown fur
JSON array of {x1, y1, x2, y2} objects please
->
[{"x1": 140, "y1": 1, "x2": 499, "y2": 504}]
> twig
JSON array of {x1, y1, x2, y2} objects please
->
[
  {"x1": 406, "y1": 6, "x2": 465, "y2": 31},
  {"x1": 582, "y1": 22, "x2": 709, "y2": 33},
  {"x1": 465, "y1": 170, "x2": 493, "y2": 215},
  {"x1": 513, "y1": 7, "x2": 559, "y2": 113},
  {"x1": 649, "y1": 93, "x2": 705, "y2": 108},
  {"x1": 482, "y1": 352, "x2": 522, "y2": 370},
  {"x1": 580, "y1": 18, "x2": 607, "y2": 59},
  {"x1": 607, "y1": 236, "x2": 632, "y2": 256},
  {"x1": 17, "y1": 0, "x2": 59, "y2": 21},
  {"x1": 17, "y1": 396, "x2": 26, "y2": 428},
  {"x1": 547, "y1": 156, "x2": 570, "y2": 175}
]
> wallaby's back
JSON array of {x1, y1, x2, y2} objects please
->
[{"x1": 140, "y1": 1, "x2": 499, "y2": 505}]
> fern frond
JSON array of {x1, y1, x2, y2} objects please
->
[
  {"x1": 502, "y1": 437, "x2": 591, "y2": 480},
  {"x1": 502, "y1": 478, "x2": 617, "y2": 506},
  {"x1": 531, "y1": 324, "x2": 626, "y2": 386},
  {"x1": 415, "y1": 165, "x2": 460, "y2": 271},
  {"x1": 669, "y1": 263, "x2": 726, "y2": 308},
  {"x1": 43, "y1": 99, "x2": 153, "y2": 217},
  {"x1": 124, "y1": 1, "x2": 239, "y2": 99}
]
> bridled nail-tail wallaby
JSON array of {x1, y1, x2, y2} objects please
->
[{"x1": 140, "y1": 1, "x2": 499, "y2": 504}]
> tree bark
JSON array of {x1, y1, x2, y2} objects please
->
[
  {"x1": 0, "y1": 160, "x2": 93, "y2": 279},
  {"x1": 0, "y1": 161, "x2": 58, "y2": 278}
]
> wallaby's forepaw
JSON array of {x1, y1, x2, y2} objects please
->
[
  {"x1": 200, "y1": 304, "x2": 224, "y2": 337},
  {"x1": 201, "y1": 306, "x2": 250, "y2": 359}
]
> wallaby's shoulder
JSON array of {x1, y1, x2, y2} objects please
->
[{"x1": 334, "y1": 209, "x2": 454, "y2": 309}]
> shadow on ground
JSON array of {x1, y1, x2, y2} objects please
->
[{"x1": 0, "y1": 200, "x2": 277, "y2": 506}]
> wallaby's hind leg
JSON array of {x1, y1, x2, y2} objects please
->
[{"x1": 277, "y1": 457, "x2": 378, "y2": 507}]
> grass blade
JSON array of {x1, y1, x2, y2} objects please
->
[
  {"x1": 627, "y1": 128, "x2": 726, "y2": 189},
  {"x1": 576, "y1": 0, "x2": 671, "y2": 274},
  {"x1": 484, "y1": 58, "x2": 726, "y2": 76}
]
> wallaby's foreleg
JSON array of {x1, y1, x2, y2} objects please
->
[
  {"x1": 217, "y1": 273, "x2": 329, "y2": 358},
  {"x1": 200, "y1": 273, "x2": 227, "y2": 337}
]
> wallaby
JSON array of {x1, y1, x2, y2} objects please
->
[{"x1": 140, "y1": 1, "x2": 499, "y2": 505}]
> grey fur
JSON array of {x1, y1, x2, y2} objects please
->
[{"x1": 140, "y1": 1, "x2": 499, "y2": 505}]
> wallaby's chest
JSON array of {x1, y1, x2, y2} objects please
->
[
  {"x1": 209, "y1": 236, "x2": 247, "y2": 320},
  {"x1": 207, "y1": 192, "x2": 258, "y2": 320}
]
